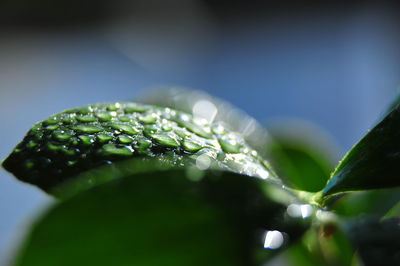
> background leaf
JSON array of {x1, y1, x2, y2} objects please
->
[
  {"x1": 327, "y1": 188, "x2": 400, "y2": 218},
  {"x1": 14, "y1": 168, "x2": 310, "y2": 266},
  {"x1": 265, "y1": 120, "x2": 338, "y2": 192}
]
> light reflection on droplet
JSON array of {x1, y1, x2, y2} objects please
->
[
  {"x1": 287, "y1": 204, "x2": 313, "y2": 219},
  {"x1": 192, "y1": 100, "x2": 218, "y2": 123},
  {"x1": 181, "y1": 114, "x2": 190, "y2": 121},
  {"x1": 256, "y1": 168, "x2": 270, "y2": 179},
  {"x1": 196, "y1": 154, "x2": 211, "y2": 170},
  {"x1": 263, "y1": 230, "x2": 284, "y2": 249}
]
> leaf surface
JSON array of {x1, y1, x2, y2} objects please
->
[{"x1": 322, "y1": 105, "x2": 400, "y2": 197}]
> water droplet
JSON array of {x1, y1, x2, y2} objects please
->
[
  {"x1": 136, "y1": 138, "x2": 152, "y2": 154},
  {"x1": 150, "y1": 132, "x2": 180, "y2": 148},
  {"x1": 62, "y1": 116, "x2": 75, "y2": 124},
  {"x1": 100, "y1": 144, "x2": 134, "y2": 156},
  {"x1": 63, "y1": 148, "x2": 77, "y2": 156},
  {"x1": 43, "y1": 118, "x2": 58, "y2": 125},
  {"x1": 97, "y1": 134, "x2": 113, "y2": 143},
  {"x1": 212, "y1": 124, "x2": 225, "y2": 135},
  {"x1": 53, "y1": 131, "x2": 72, "y2": 142},
  {"x1": 76, "y1": 115, "x2": 97, "y2": 123},
  {"x1": 118, "y1": 115, "x2": 131, "y2": 122},
  {"x1": 110, "y1": 123, "x2": 139, "y2": 135},
  {"x1": 106, "y1": 103, "x2": 120, "y2": 111},
  {"x1": 143, "y1": 125, "x2": 158, "y2": 136},
  {"x1": 73, "y1": 125, "x2": 103, "y2": 134},
  {"x1": 47, "y1": 143, "x2": 61, "y2": 152},
  {"x1": 139, "y1": 113, "x2": 158, "y2": 124},
  {"x1": 77, "y1": 106, "x2": 92, "y2": 115},
  {"x1": 256, "y1": 168, "x2": 270, "y2": 179},
  {"x1": 26, "y1": 140, "x2": 38, "y2": 149},
  {"x1": 78, "y1": 135, "x2": 95, "y2": 145},
  {"x1": 162, "y1": 125, "x2": 172, "y2": 131},
  {"x1": 174, "y1": 128, "x2": 189, "y2": 138},
  {"x1": 118, "y1": 135, "x2": 133, "y2": 144},
  {"x1": 46, "y1": 124, "x2": 59, "y2": 131},
  {"x1": 218, "y1": 137, "x2": 242, "y2": 153},
  {"x1": 183, "y1": 139, "x2": 203, "y2": 153},
  {"x1": 172, "y1": 117, "x2": 212, "y2": 139},
  {"x1": 95, "y1": 112, "x2": 112, "y2": 121}
]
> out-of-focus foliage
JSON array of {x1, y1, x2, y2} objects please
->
[
  {"x1": 265, "y1": 121, "x2": 338, "y2": 192},
  {"x1": 14, "y1": 166, "x2": 309, "y2": 266}
]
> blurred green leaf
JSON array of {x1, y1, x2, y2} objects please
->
[
  {"x1": 328, "y1": 188, "x2": 400, "y2": 218},
  {"x1": 285, "y1": 230, "x2": 325, "y2": 266},
  {"x1": 265, "y1": 121, "x2": 338, "y2": 192},
  {"x1": 320, "y1": 225, "x2": 356, "y2": 266},
  {"x1": 278, "y1": 225, "x2": 358, "y2": 266},
  {"x1": 323, "y1": 105, "x2": 400, "y2": 197},
  {"x1": 15, "y1": 168, "x2": 310, "y2": 266}
]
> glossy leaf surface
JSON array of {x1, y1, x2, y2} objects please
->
[
  {"x1": 3, "y1": 102, "x2": 275, "y2": 193},
  {"x1": 323, "y1": 105, "x2": 400, "y2": 197}
]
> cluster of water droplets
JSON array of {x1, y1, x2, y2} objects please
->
[{"x1": 5, "y1": 102, "x2": 274, "y2": 189}]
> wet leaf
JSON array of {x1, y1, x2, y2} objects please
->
[
  {"x1": 139, "y1": 87, "x2": 272, "y2": 157},
  {"x1": 2, "y1": 102, "x2": 275, "y2": 193}
]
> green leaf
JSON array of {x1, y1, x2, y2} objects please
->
[
  {"x1": 322, "y1": 105, "x2": 400, "y2": 197},
  {"x1": 328, "y1": 188, "x2": 400, "y2": 218},
  {"x1": 265, "y1": 121, "x2": 338, "y2": 192},
  {"x1": 14, "y1": 169, "x2": 310, "y2": 266},
  {"x1": 2, "y1": 102, "x2": 276, "y2": 193}
]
